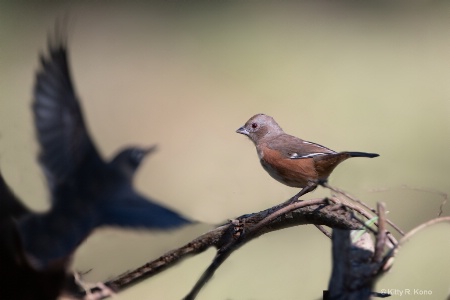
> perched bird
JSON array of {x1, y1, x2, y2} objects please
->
[
  {"x1": 18, "y1": 34, "x2": 191, "y2": 271},
  {"x1": 236, "y1": 114, "x2": 379, "y2": 200}
]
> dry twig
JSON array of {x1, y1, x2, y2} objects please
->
[{"x1": 73, "y1": 195, "x2": 363, "y2": 299}]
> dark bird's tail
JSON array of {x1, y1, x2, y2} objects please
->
[
  {"x1": 101, "y1": 194, "x2": 192, "y2": 229},
  {"x1": 346, "y1": 152, "x2": 379, "y2": 158}
]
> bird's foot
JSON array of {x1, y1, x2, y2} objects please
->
[
  {"x1": 73, "y1": 271, "x2": 116, "y2": 300},
  {"x1": 84, "y1": 282, "x2": 115, "y2": 300}
]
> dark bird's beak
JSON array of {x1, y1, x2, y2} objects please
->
[
  {"x1": 144, "y1": 145, "x2": 158, "y2": 156},
  {"x1": 236, "y1": 126, "x2": 249, "y2": 136}
]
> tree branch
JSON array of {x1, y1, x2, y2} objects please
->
[
  {"x1": 325, "y1": 202, "x2": 392, "y2": 300},
  {"x1": 94, "y1": 196, "x2": 363, "y2": 298},
  {"x1": 52, "y1": 186, "x2": 450, "y2": 300}
]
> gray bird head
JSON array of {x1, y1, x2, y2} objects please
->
[
  {"x1": 236, "y1": 113, "x2": 283, "y2": 144},
  {"x1": 110, "y1": 145, "x2": 157, "y2": 179}
]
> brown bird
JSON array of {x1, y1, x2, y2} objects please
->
[{"x1": 236, "y1": 114, "x2": 379, "y2": 200}]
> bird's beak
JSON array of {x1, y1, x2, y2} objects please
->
[
  {"x1": 236, "y1": 126, "x2": 249, "y2": 136},
  {"x1": 144, "y1": 145, "x2": 158, "y2": 156}
]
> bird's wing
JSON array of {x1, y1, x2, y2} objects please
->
[
  {"x1": 18, "y1": 190, "x2": 191, "y2": 270},
  {"x1": 101, "y1": 191, "x2": 192, "y2": 229},
  {"x1": 0, "y1": 171, "x2": 30, "y2": 221},
  {"x1": 18, "y1": 203, "x2": 99, "y2": 271},
  {"x1": 33, "y1": 36, "x2": 100, "y2": 187},
  {"x1": 267, "y1": 134, "x2": 337, "y2": 159}
]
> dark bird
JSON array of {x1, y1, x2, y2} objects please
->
[
  {"x1": 236, "y1": 114, "x2": 379, "y2": 200},
  {"x1": 0, "y1": 170, "x2": 30, "y2": 221},
  {"x1": 0, "y1": 170, "x2": 67, "y2": 300},
  {"x1": 18, "y1": 35, "x2": 191, "y2": 271}
]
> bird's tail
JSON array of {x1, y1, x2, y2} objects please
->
[
  {"x1": 346, "y1": 152, "x2": 379, "y2": 158},
  {"x1": 100, "y1": 194, "x2": 192, "y2": 229}
]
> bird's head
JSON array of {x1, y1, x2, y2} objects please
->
[
  {"x1": 110, "y1": 145, "x2": 157, "y2": 179},
  {"x1": 236, "y1": 113, "x2": 283, "y2": 144}
]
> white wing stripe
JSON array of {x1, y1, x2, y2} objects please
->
[{"x1": 290, "y1": 152, "x2": 328, "y2": 159}]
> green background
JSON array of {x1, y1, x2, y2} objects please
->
[{"x1": 1, "y1": 2, "x2": 449, "y2": 299}]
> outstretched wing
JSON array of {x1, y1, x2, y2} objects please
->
[
  {"x1": 33, "y1": 36, "x2": 100, "y2": 188},
  {"x1": 0, "y1": 171, "x2": 30, "y2": 221}
]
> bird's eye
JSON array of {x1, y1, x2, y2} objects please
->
[
  {"x1": 130, "y1": 149, "x2": 143, "y2": 164},
  {"x1": 251, "y1": 123, "x2": 258, "y2": 129}
]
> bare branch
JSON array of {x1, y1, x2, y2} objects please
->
[
  {"x1": 387, "y1": 216, "x2": 450, "y2": 260},
  {"x1": 327, "y1": 229, "x2": 375, "y2": 300},
  {"x1": 370, "y1": 185, "x2": 448, "y2": 217},
  {"x1": 326, "y1": 202, "x2": 394, "y2": 300},
  {"x1": 64, "y1": 186, "x2": 450, "y2": 300},
  {"x1": 315, "y1": 224, "x2": 332, "y2": 239},
  {"x1": 91, "y1": 196, "x2": 363, "y2": 298},
  {"x1": 373, "y1": 203, "x2": 387, "y2": 263},
  {"x1": 107, "y1": 224, "x2": 230, "y2": 291},
  {"x1": 322, "y1": 182, "x2": 402, "y2": 242}
]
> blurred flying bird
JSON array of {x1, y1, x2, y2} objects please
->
[
  {"x1": 0, "y1": 170, "x2": 30, "y2": 221},
  {"x1": 236, "y1": 114, "x2": 379, "y2": 200},
  {"x1": 18, "y1": 33, "x2": 191, "y2": 271},
  {"x1": 0, "y1": 171, "x2": 67, "y2": 300}
]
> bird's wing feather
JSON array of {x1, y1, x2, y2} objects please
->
[
  {"x1": 0, "y1": 171, "x2": 30, "y2": 221},
  {"x1": 267, "y1": 134, "x2": 337, "y2": 159},
  {"x1": 100, "y1": 192, "x2": 192, "y2": 229},
  {"x1": 33, "y1": 37, "x2": 99, "y2": 187}
]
